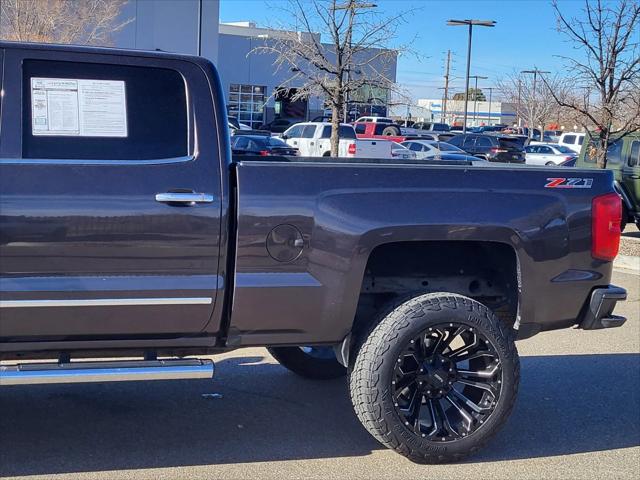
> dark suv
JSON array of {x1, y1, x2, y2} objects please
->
[{"x1": 448, "y1": 134, "x2": 526, "y2": 163}]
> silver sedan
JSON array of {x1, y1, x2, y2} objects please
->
[{"x1": 524, "y1": 144, "x2": 577, "y2": 166}]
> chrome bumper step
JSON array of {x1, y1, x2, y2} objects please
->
[{"x1": 0, "y1": 358, "x2": 214, "y2": 386}]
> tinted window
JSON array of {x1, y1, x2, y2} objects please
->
[
  {"x1": 300, "y1": 125, "x2": 316, "y2": 138},
  {"x1": 321, "y1": 126, "x2": 331, "y2": 139},
  {"x1": 448, "y1": 135, "x2": 464, "y2": 147},
  {"x1": 525, "y1": 146, "x2": 536, "y2": 153},
  {"x1": 563, "y1": 135, "x2": 576, "y2": 145},
  {"x1": 355, "y1": 123, "x2": 366, "y2": 134},
  {"x1": 540, "y1": 146, "x2": 553, "y2": 154},
  {"x1": 339, "y1": 126, "x2": 356, "y2": 139},
  {"x1": 476, "y1": 137, "x2": 492, "y2": 148},
  {"x1": 232, "y1": 136, "x2": 249, "y2": 149},
  {"x1": 607, "y1": 140, "x2": 623, "y2": 164},
  {"x1": 374, "y1": 124, "x2": 387, "y2": 135},
  {"x1": 268, "y1": 137, "x2": 289, "y2": 147},
  {"x1": 577, "y1": 136, "x2": 584, "y2": 145},
  {"x1": 23, "y1": 59, "x2": 187, "y2": 160},
  {"x1": 462, "y1": 136, "x2": 476, "y2": 149},
  {"x1": 555, "y1": 145, "x2": 574, "y2": 154},
  {"x1": 285, "y1": 125, "x2": 303, "y2": 138},
  {"x1": 630, "y1": 141, "x2": 640, "y2": 167}
]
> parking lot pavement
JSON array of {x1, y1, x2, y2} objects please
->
[{"x1": 1, "y1": 270, "x2": 638, "y2": 480}]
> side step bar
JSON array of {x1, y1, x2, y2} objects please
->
[{"x1": 0, "y1": 359, "x2": 214, "y2": 386}]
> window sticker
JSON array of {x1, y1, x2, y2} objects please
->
[{"x1": 31, "y1": 78, "x2": 127, "y2": 137}]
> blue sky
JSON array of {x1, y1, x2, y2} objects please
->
[{"x1": 220, "y1": 0, "x2": 586, "y2": 100}]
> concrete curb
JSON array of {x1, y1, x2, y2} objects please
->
[{"x1": 614, "y1": 254, "x2": 640, "y2": 273}]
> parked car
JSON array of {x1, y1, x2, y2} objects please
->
[
  {"x1": 354, "y1": 116, "x2": 395, "y2": 124},
  {"x1": 231, "y1": 135, "x2": 299, "y2": 157},
  {"x1": 0, "y1": 41, "x2": 628, "y2": 466},
  {"x1": 401, "y1": 140, "x2": 466, "y2": 159},
  {"x1": 260, "y1": 118, "x2": 301, "y2": 133},
  {"x1": 411, "y1": 121, "x2": 450, "y2": 132},
  {"x1": 524, "y1": 144, "x2": 577, "y2": 166},
  {"x1": 391, "y1": 142, "x2": 417, "y2": 159},
  {"x1": 576, "y1": 132, "x2": 640, "y2": 230},
  {"x1": 469, "y1": 125, "x2": 505, "y2": 133},
  {"x1": 353, "y1": 121, "x2": 434, "y2": 143},
  {"x1": 228, "y1": 116, "x2": 251, "y2": 131},
  {"x1": 281, "y1": 122, "x2": 392, "y2": 158},
  {"x1": 558, "y1": 132, "x2": 586, "y2": 153},
  {"x1": 448, "y1": 133, "x2": 526, "y2": 163}
]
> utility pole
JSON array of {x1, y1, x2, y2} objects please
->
[
  {"x1": 521, "y1": 68, "x2": 550, "y2": 139},
  {"x1": 486, "y1": 87, "x2": 493, "y2": 125},
  {"x1": 469, "y1": 75, "x2": 487, "y2": 126},
  {"x1": 516, "y1": 78, "x2": 522, "y2": 127},
  {"x1": 442, "y1": 50, "x2": 451, "y2": 125}
]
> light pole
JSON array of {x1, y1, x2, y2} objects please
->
[
  {"x1": 521, "y1": 68, "x2": 550, "y2": 139},
  {"x1": 486, "y1": 87, "x2": 494, "y2": 125},
  {"x1": 447, "y1": 19, "x2": 496, "y2": 133},
  {"x1": 469, "y1": 75, "x2": 487, "y2": 126}
]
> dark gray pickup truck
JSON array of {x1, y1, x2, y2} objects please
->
[{"x1": 0, "y1": 42, "x2": 628, "y2": 463}]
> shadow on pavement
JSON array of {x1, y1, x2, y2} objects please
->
[{"x1": 1, "y1": 353, "x2": 638, "y2": 476}]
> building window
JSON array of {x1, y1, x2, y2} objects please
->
[{"x1": 228, "y1": 84, "x2": 266, "y2": 128}]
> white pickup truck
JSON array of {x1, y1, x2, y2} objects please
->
[{"x1": 281, "y1": 122, "x2": 392, "y2": 158}]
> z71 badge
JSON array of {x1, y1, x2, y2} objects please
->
[{"x1": 544, "y1": 177, "x2": 593, "y2": 189}]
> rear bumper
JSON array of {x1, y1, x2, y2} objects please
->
[{"x1": 578, "y1": 285, "x2": 627, "y2": 330}]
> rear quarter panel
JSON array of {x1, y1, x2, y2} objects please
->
[{"x1": 229, "y1": 161, "x2": 615, "y2": 346}]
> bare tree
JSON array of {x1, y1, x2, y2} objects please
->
[
  {"x1": 252, "y1": 0, "x2": 411, "y2": 156},
  {"x1": 544, "y1": 0, "x2": 640, "y2": 168},
  {"x1": 498, "y1": 72, "x2": 570, "y2": 138},
  {"x1": 0, "y1": 0, "x2": 131, "y2": 46}
]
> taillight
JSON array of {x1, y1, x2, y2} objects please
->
[
  {"x1": 565, "y1": 156, "x2": 573, "y2": 161},
  {"x1": 259, "y1": 150, "x2": 270, "y2": 156},
  {"x1": 490, "y1": 147, "x2": 508, "y2": 153},
  {"x1": 592, "y1": 193, "x2": 622, "y2": 261},
  {"x1": 348, "y1": 143, "x2": 357, "y2": 155}
]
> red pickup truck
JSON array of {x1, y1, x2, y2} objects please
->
[{"x1": 353, "y1": 121, "x2": 435, "y2": 143}]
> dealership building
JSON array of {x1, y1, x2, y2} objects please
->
[{"x1": 113, "y1": 0, "x2": 397, "y2": 128}]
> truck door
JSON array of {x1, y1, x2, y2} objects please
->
[{"x1": 0, "y1": 48, "x2": 223, "y2": 339}]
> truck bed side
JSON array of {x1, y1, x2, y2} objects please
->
[{"x1": 229, "y1": 160, "x2": 615, "y2": 346}]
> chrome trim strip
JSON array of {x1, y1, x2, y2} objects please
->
[
  {"x1": 235, "y1": 272, "x2": 322, "y2": 288},
  {"x1": 0, "y1": 274, "x2": 221, "y2": 292},
  {"x1": 0, "y1": 297, "x2": 213, "y2": 308},
  {"x1": 0, "y1": 156, "x2": 195, "y2": 166}
]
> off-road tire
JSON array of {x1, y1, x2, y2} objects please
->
[
  {"x1": 268, "y1": 346, "x2": 347, "y2": 380},
  {"x1": 382, "y1": 125, "x2": 401, "y2": 136},
  {"x1": 349, "y1": 293, "x2": 520, "y2": 463}
]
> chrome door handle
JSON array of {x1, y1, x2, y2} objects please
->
[{"x1": 155, "y1": 192, "x2": 215, "y2": 204}]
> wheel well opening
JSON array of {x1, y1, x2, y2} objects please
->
[{"x1": 353, "y1": 241, "x2": 520, "y2": 336}]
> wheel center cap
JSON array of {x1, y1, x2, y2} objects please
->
[{"x1": 420, "y1": 356, "x2": 456, "y2": 390}]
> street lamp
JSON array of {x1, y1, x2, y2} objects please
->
[
  {"x1": 447, "y1": 19, "x2": 496, "y2": 133},
  {"x1": 469, "y1": 75, "x2": 488, "y2": 126}
]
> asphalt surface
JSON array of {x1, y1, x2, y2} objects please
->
[{"x1": 1, "y1": 270, "x2": 638, "y2": 480}]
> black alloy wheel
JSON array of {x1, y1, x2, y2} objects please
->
[{"x1": 392, "y1": 323, "x2": 502, "y2": 442}]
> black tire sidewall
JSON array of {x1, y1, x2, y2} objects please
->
[
  {"x1": 353, "y1": 294, "x2": 519, "y2": 462},
  {"x1": 268, "y1": 346, "x2": 347, "y2": 380}
]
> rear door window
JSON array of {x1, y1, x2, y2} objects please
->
[
  {"x1": 374, "y1": 124, "x2": 387, "y2": 135},
  {"x1": 300, "y1": 125, "x2": 316, "y2": 138},
  {"x1": 462, "y1": 136, "x2": 476, "y2": 149},
  {"x1": 563, "y1": 135, "x2": 576, "y2": 145},
  {"x1": 22, "y1": 59, "x2": 188, "y2": 160},
  {"x1": 354, "y1": 124, "x2": 366, "y2": 134},
  {"x1": 499, "y1": 137, "x2": 526, "y2": 150},
  {"x1": 285, "y1": 125, "x2": 303, "y2": 138},
  {"x1": 476, "y1": 137, "x2": 492, "y2": 148},
  {"x1": 629, "y1": 141, "x2": 639, "y2": 167}
]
